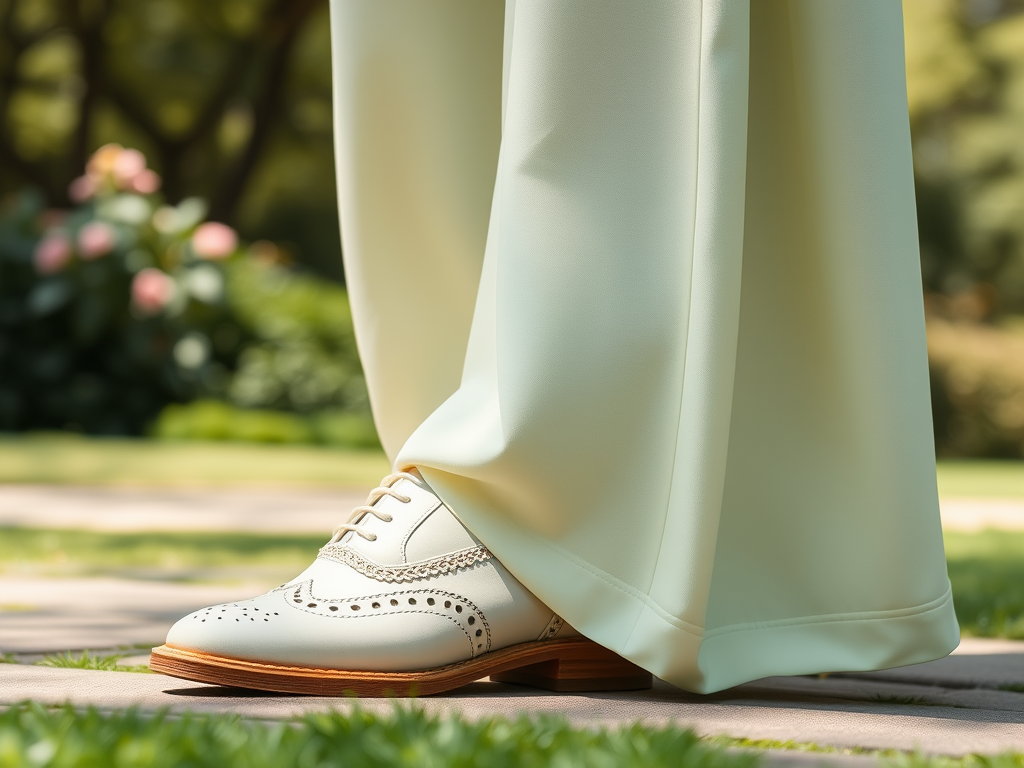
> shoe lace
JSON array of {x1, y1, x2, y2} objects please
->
[{"x1": 328, "y1": 471, "x2": 423, "y2": 544}]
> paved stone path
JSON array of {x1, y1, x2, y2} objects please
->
[
  {"x1": 0, "y1": 577, "x2": 262, "y2": 655},
  {"x1": 0, "y1": 485, "x2": 365, "y2": 533},
  {"x1": 6, "y1": 486, "x2": 1024, "y2": 759},
  {"x1": 2, "y1": 485, "x2": 1022, "y2": 533},
  {"x1": 3, "y1": 572, "x2": 1024, "y2": 757},
  {"x1": 3, "y1": 646, "x2": 1024, "y2": 756}
]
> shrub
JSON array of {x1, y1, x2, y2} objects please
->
[
  {"x1": 929, "y1": 316, "x2": 1024, "y2": 458},
  {"x1": 151, "y1": 401, "x2": 380, "y2": 448},
  {"x1": 0, "y1": 149, "x2": 243, "y2": 434},
  {"x1": 0, "y1": 144, "x2": 376, "y2": 446}
]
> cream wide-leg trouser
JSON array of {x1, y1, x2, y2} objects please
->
[{"x1": 328, "y1": 0, "x2": 960, "y2": 694}]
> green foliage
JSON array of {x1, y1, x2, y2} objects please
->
[
  {"x1": 928, "y1": 317, "x2": 1024, "y2": 457},
  {"x1": 885, "y1": 753, "x2": 1024, "y2": 768},
  {"x1": 945, "y1": 529, "x2": 1024, "y2": 638},
  {"x1": 0, "y1": 184, "x2": 244, "y2": 434},
  {"x1": 0, "y1": 141, "x2": 377, "y2": 446},
  {"x1": 36, "y1": 651, "x2": 151, "y2": 674},
  {"x1": 0, "y1": 0, "x2": 342, "y2": 279},
  {"x1": 0, "y1": 703, "x2": 753, "y2": 768},
  {"x1": 224, "y1": 259, "x2": 369, "y2": 416},
  {"x1": 152, "y1": 401, "x2": 380, "y2": 447},
  {"x1": 904, "y1": 2, "x2": 1024, "y2": 309}
]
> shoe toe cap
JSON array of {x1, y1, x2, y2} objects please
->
[
  {"x1": 163, "y1": 584, "x2": 489, "y2": 671},
  {"x1": 165, "y1": 593, "x2": 285, "y2": 659}
]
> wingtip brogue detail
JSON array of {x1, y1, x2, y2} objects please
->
[
  {"x1": 284, "y1": 579, "x2": 493, "y2": 657},
  {"x1": 153, "y1": 471, "x2": 652, "y2": 695},
  {"x1": 317, "y1": 542, "x2": 492, "y2": 583}
]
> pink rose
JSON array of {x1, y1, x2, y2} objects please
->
[
  {"x1": 131, "y1": 268, "x2": 176, "y2": 315},
  {"x1": 87, "y1": 144, "x2": 123, "y2": 177},
  {"x1": 69, "y1": 175, "x2": 97, "y2": 203},
  {"x1": 112, "y1": 148, "x2": 146, "y2": 186},
  {"x1": 191, "y1": 222, "x2": 238, "y2": 260},
  {"x1": 130, "y1": 169, "x2": 161, "y2": 194},
  {"x1": 77, "y1": 222, "x2": 116, "y2": 259},
  {"x1": 33, "y1": 232, "x2": 72, "y2": 275}
]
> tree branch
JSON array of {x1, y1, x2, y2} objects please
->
[
  {"x1": 0, "y1": 0, "x2": 62, "y2": 200},
  {"x1": 65, "y1": 0, "x2": 113, "y2": 192},
  {"x1": 209, "y1": 0, "x2": 322, "y2": 222}
]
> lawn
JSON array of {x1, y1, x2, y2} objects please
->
[
  {"x1": 0, "y1": 703, "x2": 752, "y2": 768},
  {"x1": 0, "y1": 527, "x2": 321, "y2": 582},
  {"x1": 944, "y1": 530, "x2": 1024, "y2": 638},
  {"x1": 0, "y1": 433, "x2": 390, "y2": 488},
  {"x1": 3, "y1": 433, "x2": 1024, "y2": 496},
  {"x1": 936, "y1": 461, "x2": 1024, "y2": 498},
  {"x1": 0, "y1": 526, "x2": 1021, "y2": 639}
]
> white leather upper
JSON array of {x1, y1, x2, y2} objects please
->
[{"x1": 166, "y1": 476, "x2": 571, "y2": 671}]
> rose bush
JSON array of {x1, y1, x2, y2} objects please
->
[{"x1": 0, "y1": 145, "x2": 375, "y2": 446}]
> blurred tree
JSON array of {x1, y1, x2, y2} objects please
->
[
  {"x1": 0, "y1": 0, "x2": 344, "y2": 280},
  {"x1": 904, "y1": 0, "x2": 1024, "y2": 311}
]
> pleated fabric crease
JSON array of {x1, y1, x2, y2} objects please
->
[{"x1": 329, "y1": 0, "x2": 960, "y2": 693}]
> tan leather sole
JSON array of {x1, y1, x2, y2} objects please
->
[{"x1": 150, "y1": 638, "x2": 652, "y2": 697}]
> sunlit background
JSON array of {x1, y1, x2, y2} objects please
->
[
  {"x1": 6, "y1": 0, "x2": 1024, "y2": 654},
  {"x1": 0, "y1": 0, "x2": 379, "y2": 445},
  {"x1": 3, "y1": 1, "x2": 1024, "y2": 457},
  {"x1": 0, "y1": 0, "x2": 1016, "y2": 458}
]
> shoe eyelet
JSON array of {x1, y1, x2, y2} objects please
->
[{"x1": 390, "y1": 599, "x2": 399, "y2": 606}]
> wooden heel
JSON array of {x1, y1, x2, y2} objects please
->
[{"x1": 491, "y1": 641, "x2": 652, "y2": 692}]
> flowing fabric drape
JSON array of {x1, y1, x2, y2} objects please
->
[{"x1": 329, "y1": 0, "x2": 959, "y2": 693}]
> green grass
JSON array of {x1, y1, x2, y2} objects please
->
[
  {"x1": 0, "y1": 434, "x2": 1018, "y2": 497},
  {"x1": 936, "y1": 461, "x2": 1024, "y2": 498},
  {"x1": 0, "y1": 703, "x2": 754, "y2": 768},
  {"x1": 2, "y1": 706, "x2": 1022, "y2": 768},
  {"x1": 0, "y1": 527, "x2": 323, "y2": 580},
  {"x1": 715, "y1": 738, "x2": 1024, "y2": 768},
  {"x1": 0, "y1": 433, "x2": 389, "y2": 488},
  {"x1": 944, "y1": 530, "x2": 1024, "y2": 638},
  {"x1": 2, "y1": 527, "x2": 1023, "y2": 639},
  {"x1": 36, "y1": 650, "x2": 152, "y2": 674}
]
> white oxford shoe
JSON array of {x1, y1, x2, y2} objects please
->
[{"x1": 150, "y1": 471, "x2": 651, "y2": 696}]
